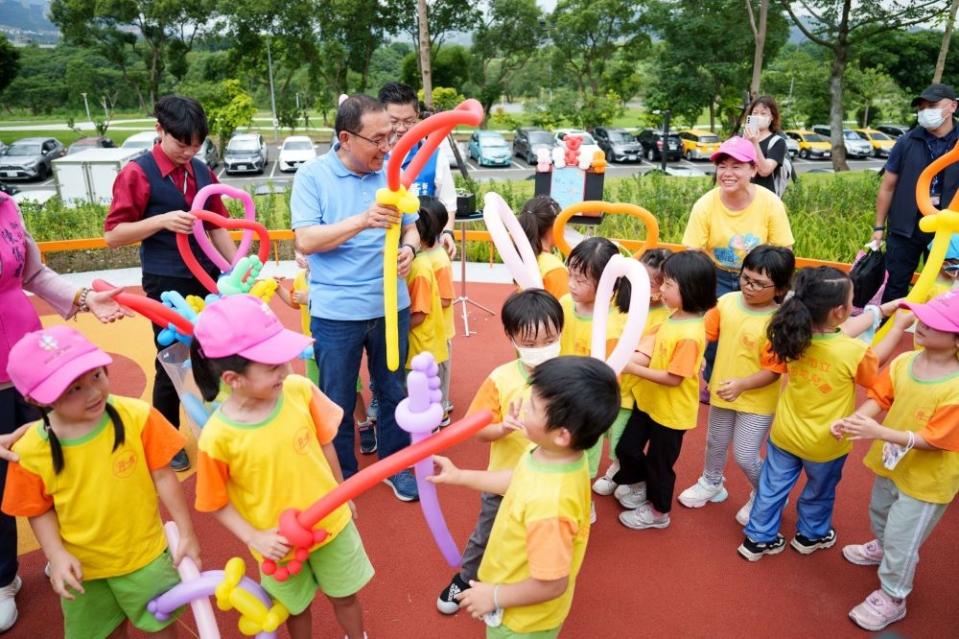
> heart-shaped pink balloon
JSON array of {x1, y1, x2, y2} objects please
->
[{"x1": 190, "y1": 184, "x2": 257, "y2": 272}]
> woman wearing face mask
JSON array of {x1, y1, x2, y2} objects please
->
[
  {"x1": 872, "y1": 83, "x2": 959, "y2": 304},
  {"x1": 742, "y1": 95, "x2": 787, "y2": 195}
]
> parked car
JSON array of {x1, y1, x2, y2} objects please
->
[
  {"x1": 593, "y1": 127, "x2": 642, "y2": 163},
  {"x1": 677, "y1": 129, "x2": 721, "y2": 160},
  {"x1": 811, "y1": 125, "x2": 872, "y2": 159},
  {"x1": 468, "y1": 131, "x2": 512, "y2": 167},
  {"x1": 512, "y1": 127, "x2": 553, "y2": 164},
  {"x1": 876, "y1": 124, "x2": 911, "y2": 139},
  {"x1": 120, "y1": 131, "x2": 160, "y2": 154},
  {"x1": 553, "y1": 129, "x2": 602, "y2": 164},
  {"x1": 784, "y1": 134, "x2": 800, "y2": 159},
  {"x1": 277, "y1": 135, "x2": 316, "y2": 172},
  {"x1": 853, "y1": 128, "x2": 895, "y2": 158},
  {"x1": 223, "y1": 133, "x2": 268, "y2": 174},
  {"x1": 195, "y1": 138, "x2": 219, "y2": 168},
  {"x1": 67, "y1": 136, "x2": 115, "y2": 155},
  {"x1": 0, "y1": 137, "x2": 65, "y2": 181},
  {"x1": 785, "y1": 130, "x2": 831, "y2": 160},
  {"x1": 636, "y1": 129, "x2": 683, "y2": 162}
]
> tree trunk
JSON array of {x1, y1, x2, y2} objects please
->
[
  {"x1": 748, "y1": 0, "x2": 769, "y2": 97},
  {"x1": 934, "y1": 0, "x2": 959, "y2": 83},
  {"x1": 829, "y1": 45, "x2": 849, "y2": 171},
  {"x1": 417, "y1": 0, "x2": 433, "y2": 109},
  {"x1": 709, "y1": 100, "x2": 715, "y2": 132}
]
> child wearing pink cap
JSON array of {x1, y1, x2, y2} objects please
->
[
  {"x1": 0, "y1": 325, "x2": 198, "y2": 639},
  {"x1": 832, "y1": 291, "x2": 959, "y2": 632},
  {"x1": 190, "y1": 295, "x2": 372, "y2": 639}
]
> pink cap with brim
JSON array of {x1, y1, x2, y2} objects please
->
[
  {"x1": 710, "y1": 136, "x2": 757, "y2": 164},
  {"x1": 901, "y1": 290, "x2": 959, "y2": 333},
  {"x1": 7, "y1": 325, "x2": 113, "y2": 405},
  {"x1": 194, "y1": 295, "x2": 313, "y2": 364}
]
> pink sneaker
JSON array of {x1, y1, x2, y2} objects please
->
[
  {"x1": 849, "y1": 590, "x2": 906, "y2": 632},
  {"x1": 842, "y1": 539, "x2": 884, "y2": 566}
]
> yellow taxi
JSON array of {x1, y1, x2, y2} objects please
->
[
  {"x1": 678, "y1": 129, "x2": 721, "y2": 160},
  {"x1": 785, "y1": 130, "x2": 832, "y2": 160},
  {"x1": 853, "y1": 128, "x2": 896, "y2": 158}
]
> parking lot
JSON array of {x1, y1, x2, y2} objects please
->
[{"x1": 10, "y1": 139, "x2": 887, "y2": 197}]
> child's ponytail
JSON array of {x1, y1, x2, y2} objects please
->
[
  {"x1": 43, "y1": 401, "x2": 125, "y2": 475},
  {"x1": 519, "y1": 195, "x2": 560, "y2": 255},
  {"x1": 567, "y1": 237, "x2": 633, "y2": 312},
  {"x1": 767, "y1": 266, "x2": 850, "y2": 362},
  {"x1": 190, "y1": 337, "x2": 252, "y2": 402}
]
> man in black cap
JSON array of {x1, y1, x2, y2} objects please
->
[{"x1": 872, "y1": 83, "x2": 959, "y2": 302}]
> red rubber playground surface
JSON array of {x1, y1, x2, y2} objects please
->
[{"x1": 13, "y1": 281, "x2": 959, "y2": 638}]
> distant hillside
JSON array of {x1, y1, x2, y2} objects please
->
[{"x1": 0, "y1": 0, "x2": 57, "y2": 34}]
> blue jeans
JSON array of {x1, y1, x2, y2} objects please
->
[
  {"x1": 744, "y1": 440, "x2": 846, "y2": 542},
  {"x1": 0, "y1": 387, "x2": 39, "y2": 587},
  {"x1": 703, "y1": 267, "x2": 740, "y2": 382},
  {"x1": 311, "y1": 310, "x2": 411, "y2": 477}
]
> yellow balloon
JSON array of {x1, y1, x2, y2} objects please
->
[{"x1": 376, "y1": 186, "x2": 409, "y2": 372}]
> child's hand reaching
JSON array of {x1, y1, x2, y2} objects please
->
[
  {"x1": 835, "y1": 413, "x2": 883, "y2": 441},
  {"x1": 249, "y1": 528, "x2": 291, "y2": 562},
  {"x1": 457, "y1": 580, "x2": 497, "y2": 618},
  {"x1": 293, "y1": 289, "x2": 309, "y2": 305},
  {"x1": 174, "y1": 530, "x2": 202, "y2": 569},
  {"x1": 48, "y1": 550, "x2": 84, "y2": 600},
  {"x1": 829, "y1": 420, "x2": 846, "y2": 440},
  {"x1": 427, "y1": 455, "x2": 462, "y2": 486},
  {"x1": 501, "y1": 399, "x2": 526, "y2": 438},
  {"x1": 715, "y1": 378, "x2": 745, "y2": 402},
  {"x1": 892, "y1": 309, "x2": 914, "y2": 330}
]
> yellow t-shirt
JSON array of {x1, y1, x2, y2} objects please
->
[
  {"x1": 468, "y1": 360, "x2": 533, "y2": 471},
  {"x1": 763, "y1": 331, "x2": 879, "y2": 462},
  {"x1": 406, "y1": 253, "x2": 449, "y2": 367},
  {"x1": 619, "y1": 303, "x2": 673, "y2": 410},
  {"x1": 196, "y1": 375, "x2": 351, "y2": 559},
  {"x1": 2, "y1": 396, "x2": 185, "y2": 580},
  {"x1": 682, "y1": 187, "x2": 794, "y2": 271},
  {"x1": 706, "y1": 292, "x2": 779, "y2": 414},
  {"x1": 633, "y1": 316, "x2": 706, "y2": 430},
  {"x1": 478, "y1": 447, "x2": 590, "y2": 634},
  {"x1": 863, "y1": 351, "x2": 959, "y2": 504},
  {"x1": 537, "y1": 252, "x2": 569, "y2": 300},
  {"x1": 293, "y1": 269, "x2": 311, "y2": 336},
  {"x1": 560, "y1": 294, "x2": 629, "y2": 406},
  {"x1": 427, "y1": 246, "x2": 456, "y2": 340}
]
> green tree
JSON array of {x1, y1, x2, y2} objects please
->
[
  {"x1": 855, "y1": 29, "x2": 959, "y2": 98},
  {"x1": 206, "y1": 79, "x2": 257, "y2": 148},
  {"x1": 845, "y1": 66, "x2": 903, "y2": 127},
  {"x1": 762, "y1": 43, "x2": 832, "y2": 127},
  {"x1": 0, "y1": 35, "x2": 20, "y2": 96}
]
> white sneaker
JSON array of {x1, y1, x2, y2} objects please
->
[
  {"x1": 590, "y1": 501, "x2": 597, "y2": 524},
  {"x1": 0, "y1": 576, "x2": 22, "y2": 632},
  {"x1": 678, "y1": 476, "x2": 728, "y2": 508},
  {"x1": 614, "y1": 482, "x2": 648, "y2": 509},
  {"x1": 592, "y1": 461, "x2": 620, "y2": 496},
  {"x1": 619, "y1": 503, "x2": 670, "y2": 530},
  {"x1": 735, "y1": 492, "x2": 755, "y2": 526}
]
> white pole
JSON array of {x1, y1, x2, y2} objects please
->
[{"x1": 266, "y1": 38, "x2": 279, "y2": 141}]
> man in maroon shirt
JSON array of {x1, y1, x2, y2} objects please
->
[{"x1": 105, "y1": 96, "x2": 235, "y2": 471}]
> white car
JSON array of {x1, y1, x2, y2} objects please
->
[
  {"x1": 277, "y1": 136, "x2": 317, "y2": 172},
  {"x1": 553, "y1": 129, "x2": 602, "y2": 165},
  {"x1": 120, "y1": 131, "x2": 160, "y2": 154}
]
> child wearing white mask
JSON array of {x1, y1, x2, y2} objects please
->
[{"x1": 435, "y1": 288, "x2": 563, "y2": 616}]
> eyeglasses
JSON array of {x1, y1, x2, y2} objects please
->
[
  {"x1": 346, "y1": 130, "x2": 391, "y2": 150},
  {"x1": 389, "y1": 117, "x2": 418, "y2": 129},
  {"x1": 739, "y1": 273, "x2": 776, "y2": 291}
]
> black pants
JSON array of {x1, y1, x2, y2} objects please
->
[
  {"x1": 613, "y1": 407, "x2": 686, "y2": 513},
  {"x1": 0, "y1": 387, "x2": 40, "y2": 587},
  {"x1": 881, "y1": 229, "x2": 933, "y2": 303},
  {"x1": 142, "y1": 272, "x2": 217, "y2": 429}
]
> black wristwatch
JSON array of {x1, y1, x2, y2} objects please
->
[
  {"x1": 401, "y1": 242, "x2": 419, "y2": 257},
  {"x1": 441, "y1": 229, "x2": 455, "y2": 239}
]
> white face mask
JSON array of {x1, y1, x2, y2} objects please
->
[
  {"x1": 918, "y1": 107, "x2": 946, "y2": 130},
  {"x1": 749, "y1": 115, "x2": 770, "y2": 131},
  {"x1": 514, "y1": 341, "x2": 561, "y2": 368}
]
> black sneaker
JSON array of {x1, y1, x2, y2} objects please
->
[
  {"x1": 358, "y1": 421, "x2": 377, "y2": 455},
  {"x1": 436, "y1": 573, "x2": 469, "y2": 615},
  {"x1": 791, "y1": 529, "x2": 837, "y2": 555},
  {"x1": 170, "y1": 449, "x2": 191, "y2": 472},
  {"x1": 737, "y1": 534, "x2": 786, "y2": 562}
]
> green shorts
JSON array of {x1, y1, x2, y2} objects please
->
[
  {"x1": 487, "y1": 623, "x2": 562, "y2": 639},
  {"x1": 260, "y1": 521, "x2": 374, "y2": 615},
  {"x1": 61, "y1": 550, "x2": 182, "y2": 639}
]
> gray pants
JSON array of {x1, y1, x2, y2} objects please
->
[
  {"x1": 439, "y1": 340, "x2": 452, "y2": 410},
  {"x1": 870, "y1": 476, "x2": 949, "y2": 599},
  {"x1": 702, "y1": 406, "x2": 773, "y2": 489},
  {"x1": 459, "y1": 491, "x2": 503, "y2": 582}
]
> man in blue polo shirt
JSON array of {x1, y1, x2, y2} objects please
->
[
  {"x1": 872, "y1": 83, "x2": 959, "y2": 302},
  {"x1": 291, "y1": 94, "x2": 421, "y2": 501}
]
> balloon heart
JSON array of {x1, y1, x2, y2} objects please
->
[
  {"x1": 591, "y1": 254, "x2": 651, "y2": 376},
  {"x1": 177, "y1": 210, "x2": 271, "y2": 294},
  {"x1": 483, "y1": 191, "x2": 544, "y2": 290},
  {"x1": 191, "y1": 184, "x2": 258, "y2": 272},
  {"x1": 552, "y1": 201, "x2": 660, "y2": 259}
]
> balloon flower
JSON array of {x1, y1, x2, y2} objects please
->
[
  {"x1": 483, "y1": 192, "x2": 544, "y2": 290},
  {"x1": 591, "y1": 254, "x2": 651, "y2": 375}
]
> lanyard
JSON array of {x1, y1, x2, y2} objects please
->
[{"x1": 169, "y1": 170, "x2": 188, "y2": 195}]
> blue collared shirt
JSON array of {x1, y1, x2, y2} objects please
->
[{"x1": 291, "y1": 146, "x2": 418, "y2": 320}]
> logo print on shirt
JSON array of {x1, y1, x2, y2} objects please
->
[
  {"x1": 113, "y1": 449, "x2": 138, "y2": 478},
  {"x1": 293, "y1": 427, "x2": 312, "y2": 454}
]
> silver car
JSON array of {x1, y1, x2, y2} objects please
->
[
  {"x1": 195, "y1": 138, "x2": 219, "y2": 168},
  {"x1": 224, "y1": 133, "x2": 267, "y2": 174},
  {"x1": 0, "y1": 137, "x2": 65, "y2": 181},
  {"x1": 812, "y1": 126, "x2": 873, "y2": 159}
]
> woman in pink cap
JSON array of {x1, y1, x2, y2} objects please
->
[
  {"x1": 0, "y1": 192, "x2": 127, "y2": 631},
  {"x1": 1, "y1": 324, "x2": 199, "y2": 639},
  {"x1": 189, "y1": 295, "x2": 372, "y2": 639},
  {"x1": 832, "y1": 291, "x2": 959, "y2": 633}
]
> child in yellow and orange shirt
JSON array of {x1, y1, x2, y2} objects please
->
[
  {"x1": 407, "y1": 201, "x2": 449, "y2": 380},
  {"x1": 519, "y1": 195, "x2": 568, "y2": 300},
  {"x1": 420, "y1": 197, "x2": 456, "y2": 423}
]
